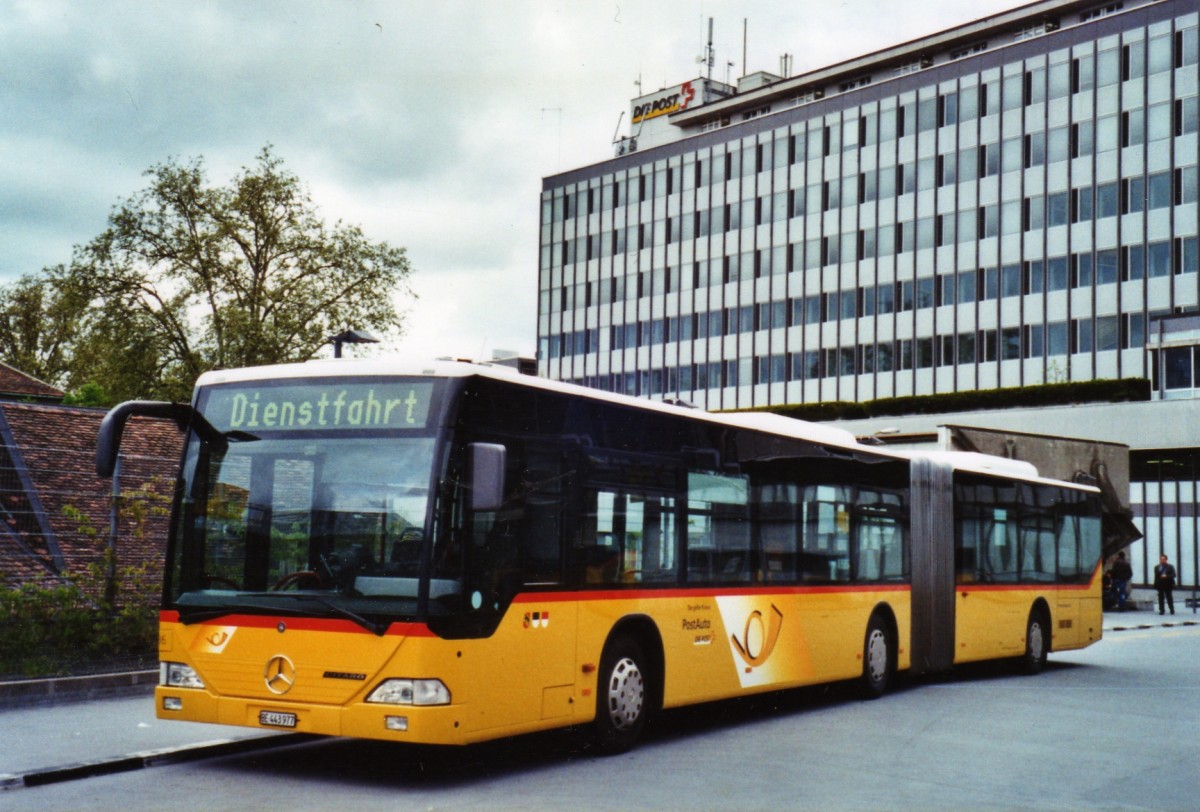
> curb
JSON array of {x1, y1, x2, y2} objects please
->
[
  {"x1": 0, "y1": 670, "x2": 157, "y2": 708},
  {"x1": 0, "y1": 733, "x2": 314, "y2": 791},
  {"x1": 1108, "y1": 619, "x2": 1198, "y2": 631}
]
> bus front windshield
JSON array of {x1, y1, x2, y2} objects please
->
[{"x1": 166, "y1": 379, "x2": 447, "y2": 630}]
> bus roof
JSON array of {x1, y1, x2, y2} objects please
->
[{"x1": 195, "y1": 357, "x2": 1097, "y2": 493}]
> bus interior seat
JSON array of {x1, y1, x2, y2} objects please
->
[{"x1": 581, "y1": 545, "x2": 618, "y2": 584}]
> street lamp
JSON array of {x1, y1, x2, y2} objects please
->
[{"x1": 327, "y1": 328, "x2": 381, "y2": 358}]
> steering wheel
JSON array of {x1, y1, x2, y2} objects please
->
[
  {"x1": 203, "y1": 575, "x2": 241, "y2": 590},
  {"x1": 272, "y1": 571, "x2": 321, "y2": 591}
]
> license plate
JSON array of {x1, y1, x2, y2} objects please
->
[{"x1": 259, "y1": 710, "x2": 298, "y2": 728}]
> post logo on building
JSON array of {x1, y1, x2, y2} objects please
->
[{"x1": 632, "y1": 81, "x2": 696, "y2": 124}]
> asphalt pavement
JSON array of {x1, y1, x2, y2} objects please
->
[
  {"x1": 0, "y1": 607, "x2": 1194, "y2": 792},
  {"x1": 0, "y1": 690, "x2": 301, "y2": 790}
]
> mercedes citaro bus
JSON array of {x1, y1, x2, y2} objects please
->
[{"x1": 97, "y1": 358, "x2": 1103, "y2": 752}]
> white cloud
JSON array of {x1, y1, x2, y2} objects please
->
[{"x1": 0, "y1": 0, "x2": 1020, "y2": 365}]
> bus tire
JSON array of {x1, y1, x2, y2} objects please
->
[
  {"x1": 857, "y1": 613, "x2": 892, "y2": 700},
  {"x1": 1020, "y1": 607, "x2": 1050, "y2": 675},
  {"x1": 592, "y1": 636, "x2": 648, "y2": 754}
]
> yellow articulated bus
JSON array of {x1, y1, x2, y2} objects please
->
[{"x1": 97, "y1": 359, "x2": 1103, "y2": 753}]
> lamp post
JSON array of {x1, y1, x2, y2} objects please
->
[{"x1": 327, "y1": 329, "x2": 381, "y2": 358}]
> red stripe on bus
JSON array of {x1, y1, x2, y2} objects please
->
[
  {"x1": 158, "y1": 610, "x2": 432, "y2": 637},
  {"x1": 513, "y1": 583, "x2": 913, "y2": 603}
]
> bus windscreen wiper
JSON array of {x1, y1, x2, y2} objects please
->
[
  {"x1": 180, "y1": 595, "x2": 388, "y2": 636},
  {"x1": 177, "y1": 601, "x2": 312, "y2": 625},
  {"x1": 295, "y1": 596, "x2": 389, "y2": 636},
  {"x1": 221, "y1": 593, "x2": 390, "y2": 636}
]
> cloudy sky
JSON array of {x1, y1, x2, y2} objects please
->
[{"x1": 0, "y1": 0, "x2": 1017, "y2": 362}]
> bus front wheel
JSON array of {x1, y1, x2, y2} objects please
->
[
  {"x1": 592, "y1": 637, "x2": 648, "y2": 754},
  {"x1": 857, "y1": 614, "x2": 892, "y2": 699}
]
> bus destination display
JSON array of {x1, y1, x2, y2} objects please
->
[{"x1": 203, "y1": 381, "x2": 434, "y2": 432}]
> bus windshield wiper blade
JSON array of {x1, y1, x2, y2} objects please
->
[
  {"x1": 264, "y1": 594, "x2": 390, "y2": 636},
  {"x1": 177, "y1": 602, "x2": 311, "y2": 625},
  {"x1": 308, "y1": 597, "x2": 389, "y2": 636}
]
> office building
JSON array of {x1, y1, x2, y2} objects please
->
[{"x1": 538, "y1": 0, "x2": 1198, "y2": 594}]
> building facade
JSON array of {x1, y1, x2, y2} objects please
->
[{"x1": 538, "y1": 0, "x2": 1200, "y2": 595}]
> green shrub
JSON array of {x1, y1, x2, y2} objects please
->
[
  {"x1": 0, "y1": 554, "x2": 159, "y2": 678},
  {"x1": 734, "y1": 378, "x2": 1151, "y2": 423}
]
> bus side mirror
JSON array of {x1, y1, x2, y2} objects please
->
[
  {"x1": 469, "y1": 443, "x2": 506, "y2": 512},
  {"x1": 97, "y1": 400, "x2": 195, "y2": 477}
]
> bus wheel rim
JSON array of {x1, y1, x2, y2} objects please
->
[
  {"x1": 866, "y1": 628, "x2": 888, "y2": 683},
  {"x1": 607, "y1": 656, "x2": 644, "y2": 730},
  {"x1": 1029, "y1": 621, "x2": 1044, "y2": 660}
]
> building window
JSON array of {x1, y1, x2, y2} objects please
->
[
  {"x1": 1148, "y1": 171, "x2": 1172, "y2": 209},
  {"x1": 1048, "y1": 321, "x2": 1069, "y2": 356},
  {"x1": 1072, "y1": 186, "x2": 1094, "y2": 222},
  {"x1": 1096, "y1": 182, "x2": 1119, "y2": 218},
  {"x1": 1072, "y1": 54, "x2": 1095, "y2": 93},
  {"x1": 1176, "y1": 237, "x2": 1199, "y2": 275},
  {"x1": 1047, "y1": 192, "x2": 1069, "y2": 226},
  {"x1": 1097, "y1": 249, "x2": 1119, "y2": 285},
  {"x1": 1122, "y1": 109, "x2": 1145, "y2": 147},
  {"x1": 1072, "y1": 253, "x2": 1093, "y2": 288},
  {"x1": 1175, "y1": 167, "x2": 1198, "y2": 205},
  {"x1": 1072, "y1": 318, "x2": 1093, "y2": 354},
  {"x1": 1121, "y1": 312, "x2": 1145, "y2": 349},
  {"x1": 1070, "y1": 121, "x2": 1094, "y2": 157},
  {"x1": 1122, "y1": 245, "x2": 1145, "y2": 281},
  {"x1": 1177, "y1": 28, "x2": 1199, "y2": 68}
]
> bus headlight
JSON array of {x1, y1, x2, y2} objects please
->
[
  {"x1": 161, "y1": 661, "x2": 206, "y2": 689},
  {"x1": 366, "y1": 678, "x2": 450, "y2": 706}
]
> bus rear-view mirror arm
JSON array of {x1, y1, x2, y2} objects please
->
[{"x1": 96, "y1": 400, "x2": 226, "y2": 477}]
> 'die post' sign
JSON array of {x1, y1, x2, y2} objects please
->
[{"x1": 202, "y1": 382, "x2": 435, "y2": 432}]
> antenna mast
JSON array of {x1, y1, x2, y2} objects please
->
[{"x1": 705, "y1": 18, "x2": 715, "y2": 83}]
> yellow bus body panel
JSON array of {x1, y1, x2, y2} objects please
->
[
  {"x1": 952, "y1": 570, "x2": 1103, "y2": 665},
  {"x1": 156, "y1": 585, "x2": 912, "y2": 746}
]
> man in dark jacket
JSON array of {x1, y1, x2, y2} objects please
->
[
  {"x1": 1154, "y1": 554, "x2": 1177, "y2": 615},
  {"x1": 1111, "y1": 552, "x2": 1133, "y2": 611}
]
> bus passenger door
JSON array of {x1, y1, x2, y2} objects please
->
[
  {"x1": 956, "y1": 501, "x2": 1025, "y2": 659},
  {"x1": 458, "y1": 442, "x2": 581, "y2": 735}
]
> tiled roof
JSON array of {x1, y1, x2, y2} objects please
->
[
  {"x1": 0, "y1": 402, "x2": 182, "y2": 588},
  {"x1": 0, "y1": 361, "x2": 64, "y2": 401}
]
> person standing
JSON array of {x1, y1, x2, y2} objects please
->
[
  {"x1": 1154, "y1": 554, "x2": 1177, "y2": 616},
  {"x1": 1111, "y1": 552, "x2": 1133, "y2": 611}
]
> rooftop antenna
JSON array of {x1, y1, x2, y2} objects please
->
[
  {"x1": 742, "y1": 18, "x2": 747, "y2": 79},
  {"x1": 704, "y1": 17, "x2": 715, "y2": 83}
]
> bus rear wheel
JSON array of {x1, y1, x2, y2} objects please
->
[
  {"x1": 592, "y1": 637, "x2": 648, "y2": 754},
  {"x1": 1020, "y1": 607, "x2": 1050, "y2": 675},
  {"x1": 857, "y1": 614, "x2": 892, "y2": 699}
]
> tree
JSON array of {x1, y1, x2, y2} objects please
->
[
  {"x1": 0, "y1": 146, "x2": 414, "y2": 403},
  {"x1": 0, "y1": 268, "x2": 91, "y2": 387}
]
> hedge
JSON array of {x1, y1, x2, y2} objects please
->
[{"x1": 733, "y1": 378, "x2": 1151, "y2": 423}]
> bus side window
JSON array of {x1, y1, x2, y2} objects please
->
[
  {"x1": 512, "y1": 447, "x2": 567, "y2": 585},
  {"x1": 687, "y1": 471, "x2": 750, "y2": 583},
  {"x1": 577, "y1": 489, "x2": 676, "y2": 585},
  {"x1": 800, "y1": 485, "x2": 851, "y2": 583},
  {"x1": 757, "y1": 482, "x2": 799, "y2": 582}
]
